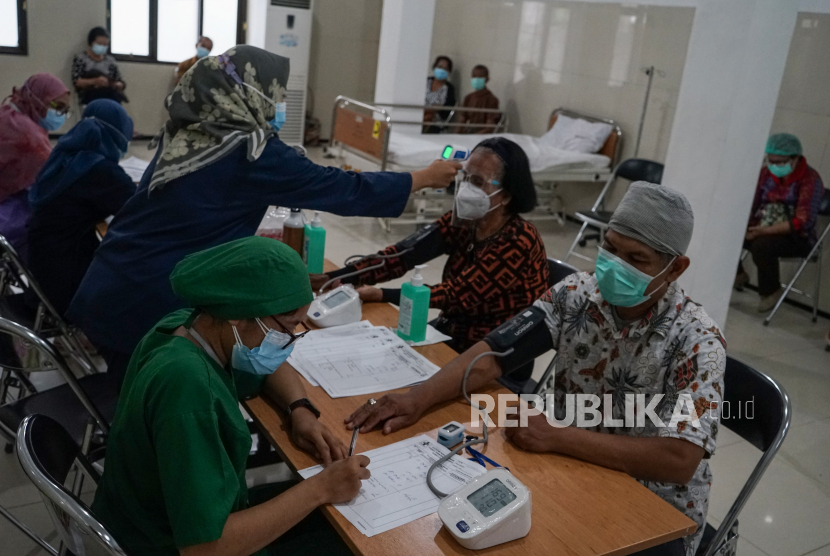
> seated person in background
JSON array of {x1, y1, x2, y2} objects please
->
[
  {"x1": 0, "y1": 73, "x2": 70, "y2": 260},
  {"x1": 347, "y1": 182, "x2": 724, "y2": 556},
  {"x1": 175, "y1": 36, "x2": 213, "y2": 83},
  {"x1": 93, "y1": 236, "x2": 368, "y2": 556},
  {"x1": 72, "y1": 27, "x2": 127, "y2": 105},
  {"x1": 736, "y1": 133, "x2": 824, "y2": 312},
  {"x1": 27, "y1": 99, "x2": 137, "y2": 316},
  {"x1": 312, "y1": 137, "x2": 550, "y2": 385},
  {"x1": 424, "y1": 55, "x2": 456, "y2": 134},
  {"x1": 457, "y1": 65, "x2": 499, "y2": 134}
]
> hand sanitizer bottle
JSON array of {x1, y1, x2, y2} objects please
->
[
  {"x1": 398, "y1": 264, "x2": 430, "y2": 343},
  {"x1": 303, "y1": 211, "x2": 326, "y2": 273}
]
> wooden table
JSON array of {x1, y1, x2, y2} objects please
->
[{"x1": 244, "y1": 276, "x2": 695, "y2": 555}]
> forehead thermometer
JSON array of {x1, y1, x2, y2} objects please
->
[
  {"x1": 308, "y1": 285, "x2": 362, "y2": 328},
  {"x1": 441, "y1": 145, "x2": 470, "y2": 161},
  {"x1": 438, "y1": 468, "x2": 531, "y2": 550}
]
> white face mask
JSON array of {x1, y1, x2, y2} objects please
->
[{"x1": 455, "y1": 181, "x2": 502, "y2": 220}]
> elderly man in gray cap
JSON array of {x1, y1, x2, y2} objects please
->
[{"x1": 346, "y1": 182, "x2": 726, "y2": 556}]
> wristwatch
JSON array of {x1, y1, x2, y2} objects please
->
[{"x1": 287, "y1": 398, "x2": 321, "y2": 419}]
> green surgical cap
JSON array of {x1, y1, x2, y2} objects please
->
[
  {"x1": 170, "y1": 236, "x2": 313, "y2": 320},
  {"x1": 765, "y1": 133, "x2": 802, "y2": 156}
]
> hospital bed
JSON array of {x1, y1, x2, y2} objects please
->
[{"x1": 327, "y1": 96, "x2": 623, "y2": 230}]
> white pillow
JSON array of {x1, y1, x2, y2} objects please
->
[{"x1": 540, "y1": 114, "x2": 614, "y2": 154}]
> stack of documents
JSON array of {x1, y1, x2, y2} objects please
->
[
  {"x1": 299, "y1": 435, "x2": 485, "y2": 536},
  {"x1": 288, "y1": 322, "x2": 441, "y2": 398}
]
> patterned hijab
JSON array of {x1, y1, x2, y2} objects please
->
[{"x1": 148, "y1": 45, "x2": 289, "y2": 192}]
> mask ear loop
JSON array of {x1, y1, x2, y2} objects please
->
[
  {"x1": 232, "y1": 325, "x2": 244, "y2": 347},
  {"x1": 254, "y1": 318, "x2": 271, "y2": 335},
  {"x1": 643, "y1": 256, "x2": 677, "y2": 297}
]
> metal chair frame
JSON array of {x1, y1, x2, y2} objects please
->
[
  {"x1": 0, "y1": 317, "x2": 110, "y2": 554},
  {"x1": 16, "y1": 415, "x2": 126, "y2": 556},
  {"x1": 564, "y1": 158, "x2": 664, "y2": 264},
  {"x1": 763, "y1": 203, "x2": 830, "y2": 326},
  {"x1": 0, "y1": 235, "x2": 100, "y2": 377}
]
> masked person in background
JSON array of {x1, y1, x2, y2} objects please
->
[
  {"x1": 736, "y1": 133, "x2": 825, "y2": 312},
  {"x1": 94, "y1": 237, "x2": 367, "y2": 556},
  {"x1": 423, "y1": 55, "x2": 456, "y2": 134},
  {"x1": 27, "y1": 99, "x2": 136, "y2": 316},
  {"x1": 311, "y1": 137, "x2": 549, "y2": 392},
  {"x1": 72, "y1": 27, "x2": 128, "y2": 105},
  {"x1": 457, "y1": 65, "x2": 500, "y2": 134},
  {"x1": 346, "y1": 182, "x2": 725, "y2": 556},
  {"x1": 0, "y1": 73, "x2": 70, "y2": 260},
  {"x1": 176, "y1": 36, "x2": 214, "y2": 83}
]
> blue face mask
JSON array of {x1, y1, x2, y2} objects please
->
[
  {"x1": 433, "y1": 67, "x2": 449, "y2": 81},
  {"x1": 768, "y1": 162, "x2": 793, "y2": 178},
  {"x1": 243, "y1": 82, "x2": 286, "y2": 132},
  {"x1": 196, "y1": 46, "x2": 210, "y2": 59},
  {"x1": 231, "y1": 319, "x2": 295, "y2": 375},
  {"x1": 471, "y1": 77, "x2": 486, "y2": 91},
  {"x1": 38, "y1": 108, "x2": 66, "y2": 131},
  {"x1": 595, "y1": 247, "x2": 674, "y2": 308},
  {"x1": 92, "y1": 43, "x2": 108, "y2": 56}
]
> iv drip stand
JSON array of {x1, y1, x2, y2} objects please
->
[{"x1": 634, "y1": 65, "x2": 665, "y2": 158}]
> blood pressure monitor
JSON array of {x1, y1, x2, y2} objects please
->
[
  {"x1": 308, "y1": 285, "x2": 362, "y2": 328},
  {"x1": 438, "y1": 468, "x2": 531, "y2": 550}
]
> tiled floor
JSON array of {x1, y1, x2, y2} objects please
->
[{"x1": 2, "y1": 149, "x2": 829, "y2": 554}]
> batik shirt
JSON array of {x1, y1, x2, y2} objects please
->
[{"x1": 533, "y1": 272, "x2": 726, "y2": 555}]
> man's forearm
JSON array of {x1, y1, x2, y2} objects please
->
[
  {"x1": 550, "y1": 427, "x2": 703, "y2": 484},
  {"x1": 264, "y1": 363, "x2": 308, "y2": 409},
  {"x1": 410, "y1": 341, "x2": 502, "y2": 407}
]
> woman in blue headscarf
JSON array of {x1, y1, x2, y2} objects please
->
[{"x1": 27, "y1": 99, "x2": 136, "y2": 316}]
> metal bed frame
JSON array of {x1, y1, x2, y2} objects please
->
[{"x1": 327, "y1": 96, "x2": 623, "y2": 230}]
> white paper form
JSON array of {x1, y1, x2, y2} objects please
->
[
  {"x1": 299, "y1": 435, "x2": 485, "y2": 537},
  {"x1": 288, "y1": 321, "x2": 374, "y2": 386},
  {"x1": 118, "y1": 156, "x2": 151, "y2": 182},
  {"x1": 289, "y1": 326, "x2": 440, "y2": 398}
]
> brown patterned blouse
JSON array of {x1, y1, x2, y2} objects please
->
[{"x1": 329, "y1": 211, "x2": 549, "y2": 352}]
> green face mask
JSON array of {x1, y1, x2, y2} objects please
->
[
  {"x1": 471, "y1": 77, "x2": 486, "y2": 91},
  {"x1": 768, "y1": 162, "x2": 793, "y2": 178},
  {"x1": 595, "y1": 247, "x2": 674, "y2": 308}
]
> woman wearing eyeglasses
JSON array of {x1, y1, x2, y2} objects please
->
[
  {"x1": 0, "y1": 73, "x2": 70, "y2": 261},
  {"x1": 94, "y1": 236, "x2": 365, "y2": 556},
  {"x1": 310, "y1": 138, "x2": 550, "y2": 391},
  {"x1": 26, "y1": 99, "x2": 136, "y2": 317}
]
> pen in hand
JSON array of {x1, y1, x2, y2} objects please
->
[{"x1": 349, "y1": 427, "x2": 359, "y2": 457}]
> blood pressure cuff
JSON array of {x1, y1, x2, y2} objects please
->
[
  {"x1": 482, "y1": 306, "x2": 553, "y2": 376},
  {"x1": 329, "y1": 222, "x2": 447, "y2": 284}
]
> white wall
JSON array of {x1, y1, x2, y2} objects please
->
[{"x1": 0, "y1": 0, "x2": 194, "y2": 138}]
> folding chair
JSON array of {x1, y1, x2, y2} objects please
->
[
  {"x1": 0, "y1": 317, "x2": 117, "y2": 554},
  {"x1": 696, "y1": 357, "x2": 791, "y2": 555},
  {"x1": 498, "y1": 258, "x2": 581, "y2": 395},
  {"x1": 565, "y1": 158, "x2": 664, "y2": 263},
  {"x1": 763, "y1": 188, "x2": 830, "y2": 326},
  {"x1": 16, "y1": 415, "x2": 127, "y2": 556},
  {"x1": 0, "y1": 234, "x2": 100, "y2": 376}
]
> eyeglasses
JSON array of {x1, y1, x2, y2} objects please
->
[
  {"x1": 49, "y1": 101, "x2": 71, "y2": 117},
  {"x1": 458, "y1": 169, "x2": 500, "y2": 189},
  {"x1": 274, "y1": 320, "x2": 311, "y2": 349}
]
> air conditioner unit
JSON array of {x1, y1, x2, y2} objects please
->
[{"x1": 249, "y1": 0, "x2": 313, "y2": 145}]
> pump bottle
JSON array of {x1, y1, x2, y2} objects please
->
[
  {"x1": 397, "y1": 264, "x2": 430, "y2": 343},
  {"x1": 303, "y1": 211, "x2": 326, "y2": 273}
]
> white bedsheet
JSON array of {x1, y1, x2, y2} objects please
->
[{"x1": 386, "y1": 131, "x2": 610, "y2": 173}]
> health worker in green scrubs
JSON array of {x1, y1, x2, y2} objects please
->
[{"x1": 93, "y1": 236, "x2": 370, "y2": 556}]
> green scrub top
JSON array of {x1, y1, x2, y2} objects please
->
[{"x1": 92, "y1": 309, "x2": 267, "y2": 555}]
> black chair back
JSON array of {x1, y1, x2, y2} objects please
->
[
  {"x1": 721, "y1": 357, "x2": 789, "y2": 452},
  {"x1": 819, "y1": 188, "x2": 830, "y2": 216},
  {"x1": 547, "y1": 258, "x2": 580, "y2": 288},
  {"x1": 614, "y1": 158, "x2": 664, "y2": 184}
]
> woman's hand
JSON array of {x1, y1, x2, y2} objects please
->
[
  {"x1": 356, "y1": 286, "x2": 383, "y2": 303},
  {"x1": 309, "y1": 273, "x2": 337, "y2": 293},
  {"x1": 113, "y1": 81, "x2": 125, "y2": 91},
  {"x1": 345, "y1": 392, "x2": 426, "y2": 435},
  {"x1": 291, "y1": 408, "x2": 347, "y2": 465},
  {"x1": 313, "y1": 455, "x2": 371, "y2": 505},
  {"x1": 411, "y1": 160, "x2": 463, "y2": 192},
  {"x1": 94, "y1": 76, "x2": 109, "y2": 88},
  {"x1": 745, "y1": 226, "x2": 762, "y2": 241}
]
